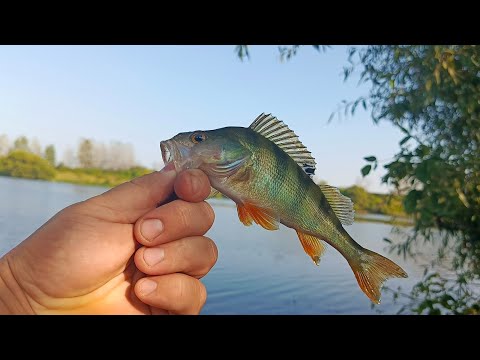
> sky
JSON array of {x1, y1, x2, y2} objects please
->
[{"x1": 0, "y1": 45, "x2": 404, "y2": 193}]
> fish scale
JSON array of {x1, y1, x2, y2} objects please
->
[
  {"x1": 160, "y1": 113, "x2": 408, "y2": 304},
  {"x1": 246, "y1": 131, "x2": 337, "y2": 236}
]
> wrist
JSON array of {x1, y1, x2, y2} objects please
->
[{"x1": 0, "y1": 254, "x2": 35, "y2": 314}]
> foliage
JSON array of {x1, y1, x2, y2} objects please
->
[
  {"x1": 387, "y1": 272, "x2": 480, "y2": 315},
  {"x1": 0, "y1": 150, "x2": 56, "y2": 180},
  {"x1": 44, "y1": 144, "x2": 56, "y2": 166},
  {"x1": 77, "y1": 138, "x2": 94, "y2": 168},
  {"x1": 340, "y1": 185, "x2": 405, "y2": 217},
  {"x1": 235, "y1": 45, "x2": 329, "y2": 62},
  {"x1": 13, "y1": 136, "x2": 30, "y2": 152}
]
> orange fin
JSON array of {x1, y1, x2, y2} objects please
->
[
  {"x1": 238, "y1": 203, "x2": 279, "y2": 230},
  {"x1": 296, "y1": 230, "x2": 327, "y2": 266},
  {"x1": 349, "y1": 248, "x2": 408, "y2": 304},
  {"x1": 236, "y1": 204, "x2": 253, "y2": 226}
]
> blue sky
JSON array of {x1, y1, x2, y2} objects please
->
[{"x1": 0, "y1": 45, "x2": 403, "y2": 193}]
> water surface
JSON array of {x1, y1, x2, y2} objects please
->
[{"x1": 0, "y1": 176, "x2": 429, "y2": 314}]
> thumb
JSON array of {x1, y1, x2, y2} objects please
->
[{"x1": 88, "y1": 163, "x2": 177, "y2": 223}]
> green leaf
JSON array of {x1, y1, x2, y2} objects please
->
[
  {"x1": 399, "y1": 136, "x2": 411, "y2": 146},
  {"x1": 361, "y1": 165, "x2": 372, "y2": 177},
  {"x1": 404, "y1": 190, "x2": 422, "y2": 213},
  {"x1": 364, "y1": 156, "x2": 377, "y2": 162},
  {"x1": 383, "y1": 237, "x2": 392, "y2": 244},
  {"x1": 415, "y1": 162, "x2": 429, "y2": 183}
]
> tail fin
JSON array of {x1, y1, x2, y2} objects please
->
[{"x1": 350, "y1": 248, "x2": 408, "y2": 304}]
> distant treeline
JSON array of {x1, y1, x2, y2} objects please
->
[
  {"x1": 0, "y1": 134, "x2": 141, "y2": 170},
  {"x1": 0, "y1": 133, "x2": 154, "y2": 187},
  {"x1": 340, "y1": 185, "x2": 405, "y2": 217}
]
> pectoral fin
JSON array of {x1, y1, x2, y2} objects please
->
[
  {"x1": 296, "y1": 230, "x2": 327, "y2": 265},
  {"x1": 236, "y1": 204, "x2": 253, "y2": 226},
  {"x1": 236, "y1": 202, "x2": 279, "y2": 230},
  {"x1": 207, "y1": 187, "x2": 220, "y2": 199}
]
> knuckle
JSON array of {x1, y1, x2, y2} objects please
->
[
  {"x1": 171, "y1": 276, "x2": 187, "y2": 301},
  {"x1": 205, "y1": 237, "x2": 218, "y2": 268},
  {"x1": 173, "y1": 201, "x2": 192, "y2": 230},
  {"x1": 196, "y1": 281, "x2": 207, "y2": 310},
  {"x1": 200, "y1": 202, "x2": 215, "y2": 227}
]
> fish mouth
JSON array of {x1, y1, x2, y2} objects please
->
[
  {"x1": 160, "y1": 140, "x2": 179, "y2": 167},
  {"x1": 160, "y1": 139, "x2": 192, "y2": 171},
  {"x1": 160, "y1": 140, "x2": 174, "y2": 165}
]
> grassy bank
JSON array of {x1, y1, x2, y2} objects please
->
[
  {"x1": 0, "y1": 150, "x2": 153, "y2": 188},
  {"x1": 54, "y1": 166, "x2": 152, "y2": 187}
]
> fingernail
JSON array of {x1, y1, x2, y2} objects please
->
[
  {"x1": 138, "y1": 279, "x2": 157, "y2": 296},
  {"x1": 143, "y1": 247, "x2": 165, "y2": 266},
  {"x1": 141, "y1": 219, "x2": 164, "y2": 241}
]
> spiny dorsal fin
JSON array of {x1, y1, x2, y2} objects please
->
[
  {"x1": 318, "y1": 184, "x2": 355, "y2": 225},
  {"x1": 249, "y1": 113, "x2": 316, "y2": 177}
]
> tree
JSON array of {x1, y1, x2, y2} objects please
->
[
  {"x1": 77, "y1": 139, "x2": 94, "y2": 168},
  {"x1": 105, "y1": 141, "x2": 136, "y2": 170},
  {"x1": 0, "y1": 150, "x2": 56, "y2": 180},
  {"x1": 0, "y1": 134, "x2": 9, "y2": 156},
  {"x1": 92, "y1": 141, "x2": 107, "y2": 168},
  {"x1": 349, "y1": 46, "x2": 480, "y2": 314},
  {"x1": 44, "y1": 145, "x2": 56, "y2": 166},
  {"x1": 13, "y1": 136, "x2": 30, "y2": 152},
  {"x1": 237, "y1": 45, "x2": 480, "y2": 314},
  {"x1": 30, "y1": 137, "x2": 42, "y2": 156},
  {"x1": 62, "y1": 147, "x2": 77, "y2": 168}
]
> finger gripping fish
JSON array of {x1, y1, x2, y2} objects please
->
[{"x1": 160, "y1": 113, "x2": 408, "y2": 304}]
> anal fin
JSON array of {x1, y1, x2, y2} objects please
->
[{"x1": 296, "y1": 230, "x2": 327, "y2": 266}]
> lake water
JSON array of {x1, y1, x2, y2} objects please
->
[{"x1": 0, "y1": 176, "x2": 431, "y2": 314}]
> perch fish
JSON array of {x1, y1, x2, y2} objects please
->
[{"x1": 160, "y1": 113, "x2": 408, "y2": 303}]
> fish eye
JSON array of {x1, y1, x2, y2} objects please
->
[{"x1": 191, "y1": 132, "x2": 207, "y2": 144}]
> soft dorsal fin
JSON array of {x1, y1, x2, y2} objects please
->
[
  {"x1": 318, "y1": 184, "x2": 355, "y2": 225},
  {"x1": 250, "y1": 113, "x2": 316, "y2": 177}
]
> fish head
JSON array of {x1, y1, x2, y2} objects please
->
[{"x1": 160, "y1": 128, "x2": 250, "y2": 176}]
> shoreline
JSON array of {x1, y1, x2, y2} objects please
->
[{"x1": 1, "y1": 175, "x2": 412, "y2": 226}]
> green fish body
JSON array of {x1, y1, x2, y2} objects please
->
[{"x1": 161, "y1": 113, "x2": 407, "y2": 303}]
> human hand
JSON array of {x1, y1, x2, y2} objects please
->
[{"x1": 0, "y1": 165, "x2": 217, "y2": 314}]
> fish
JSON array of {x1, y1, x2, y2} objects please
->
[{"x1": 160, "y1": 113, "x2": 408, "y2": 304}]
